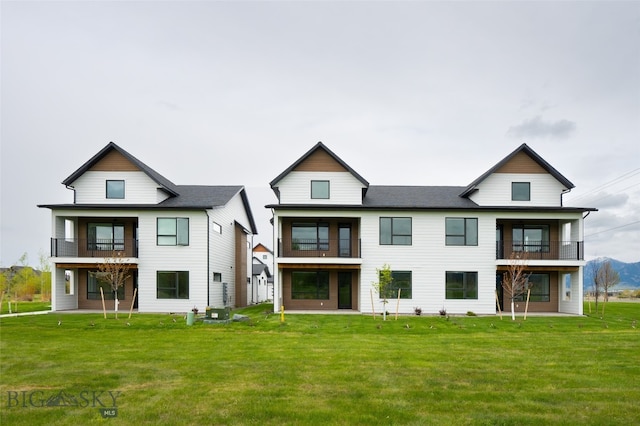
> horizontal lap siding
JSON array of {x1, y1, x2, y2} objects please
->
[
  {"x1": 470, "y1": 173, "x2": 567, "y2": 207},
  {"x1": 73, "y1": 171, "x2": 165, "y2": 204},
  {"x1": 277, "y1": 171, "x2": 365, "y2": 205},
  {"x1": 360, "y1": 211, "x2": 497, "y2": 315},
  {"x1": 137, "y1": 211, "x2": 209, "y2": 313}
]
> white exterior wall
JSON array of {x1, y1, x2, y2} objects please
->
[
  {"x1": 72, "y1": 171, "x2": 170, "y2": 204},
  {"x1": 207, "y1": 192, "x2": 254, "y2": 308},
  {"x1": 359, "y1": 210, "x2": 497, "y2": 315},
  {"x1": 51, "y1": 267, "x2": 78, "y2": 311},
  {"x1": 276, "y1": 171, "x2": 365, "y2": 205},
  {"x1": 136, "y1": 210, "x2": 209, "y2": 313},
  {"x1": 469, "y1": 173, "x2": 567, "y2": 207}
]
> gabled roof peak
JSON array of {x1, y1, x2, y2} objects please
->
[
  {"x1": 61, "y1": 141, "x2": 179, "y2": 196},
  {"x1": 269, "y1": 141, "x2": 369, "y2": 188},
  {"x1": 459, "y1": 143, "x2": 574, "y2": 197}
]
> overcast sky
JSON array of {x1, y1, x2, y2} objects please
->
[{"x1": 1, "y1": 0, "x2": 639, "y2": 267}]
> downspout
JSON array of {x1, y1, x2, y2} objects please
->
[{"x1": 207, "y1": 213, "x2": 210, "y2": 307}]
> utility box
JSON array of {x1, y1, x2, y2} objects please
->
[{"x1": 205, "y1": 306, "x2": 230, "y2": 320}]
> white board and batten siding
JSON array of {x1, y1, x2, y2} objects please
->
[
  {"x1": 469, "y1": 173, "x2": 568, "y2": 207},
  {"x1": 359, "y1": 210, "x2": 499, "y2": 315},
  {"x1": 136, "y1": 210, "x2": 209, "y2": 313},
  {"x1": 276, "y1": 171, "x2": 366, "y2": 205},
  {"x1": 71, "y1": 171, "x2": 171, "y2": 204}
]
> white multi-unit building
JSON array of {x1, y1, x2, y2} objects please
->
[
  {"x1": 269, "y1": 142, "x2": 596, "y2": 315},
  {"x1": 39, "y1": 142, "x2": 257, "y2": 312}
]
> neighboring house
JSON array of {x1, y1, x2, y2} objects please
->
[
  {"x1": 268, "y1": 142, "x2": 596, "y2": 315},
  {"x1": 252, "y1": 243, "x2": 274, "y2": 304},
  {"x1": 251, "y1": 260, "x2": 272, "y2": 304},
  {"x1": 253, "y1": 243, "x2": 274, "y2": 267},
  {"x1": 39, "y1": 142, "x2": 257, "y2": 312}
]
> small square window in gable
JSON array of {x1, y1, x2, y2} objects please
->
[
  {"x1": 311, "y1": 180, "x2": 330, "y2": 199},
  {"x1": 511, "y1": 182, "x2": 530, "y2": 201},
  {"x1": 106, "y1": 180, "x2": 125, "y2": 199}
]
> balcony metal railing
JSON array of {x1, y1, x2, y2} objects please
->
[
  {"x1": 278, "y1": 238, "x2": 361, "y2": 258},
  {"x1": 496, "y1": 240, "x2": 583, "y2": 260},
  {"x1": 51, "y1": 238, "x2": 138, "y2": 258}
]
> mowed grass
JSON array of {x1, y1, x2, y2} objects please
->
[{"x1": 1, "y1": 303, "x2": 639, "y2": 425}]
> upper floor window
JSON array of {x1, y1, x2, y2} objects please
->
[
  {"x1": 512, "y1": 182, "x2": 530, "y2": 201},
  {"x1": 445, "y1": 271, "x2": 478, "y2": 300},
  {"x1": 380, "y1": 217, "x2": 412, "y2": 245},
  {"x1": 88, "y1": 223, "x2": 124, "y2": 251},
  {"x1": 292, "y1": 222, "x2": 329, "y2": 250},
  {"x1": 106, "y1": 180, "x2": 125, "y2": 199},
  {"x1": 445, "y1": 218, "x2": 478, "y2": 246},
  {"x1": 157, "y1": 218, "x2": 189, "y2": 246},
  {"x1": 512, "y1": 225, "x2": 549, "y2": 253},
  {"x1": 311, "y1": 180, "x2": 330, "y2": 199}
]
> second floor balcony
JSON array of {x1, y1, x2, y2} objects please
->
[
  {"x1": 278, "y1": 238, "x2": 361, "y2": 258},
  {"x1": 496, "y1": 240, "x2": 583, "y2": 261},
  {"x1": 51, "y1": 238, "x2": 138, "y2": 258}
]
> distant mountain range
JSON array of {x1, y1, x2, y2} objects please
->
[{"x1": 584, "y1": 258, "x2": 640, "y2": 290}]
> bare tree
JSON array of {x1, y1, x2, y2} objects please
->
[
  {"x1": 502, "y1": 251, "x2": 531, "y2": 321},
  {"x1": 589, "y1": 260, "x2": 601, "y2": 311},
  {"x1": 595, "y1": 260, "x2": 620, "y2": 305},
  {"x1": 97, "y1": 251, "x2": 131, "y2": 319}
]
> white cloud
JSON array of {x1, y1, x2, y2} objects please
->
[{"x1": 507, "y1": 116, "x2": 577, "y2": 140}]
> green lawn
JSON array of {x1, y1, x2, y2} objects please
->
[
  {"x1": 0, "y1": 300, "x2": 51, "y2": 315},
  {"x1": 1, "y1": 303, "x2": 639, "y2": 425}
]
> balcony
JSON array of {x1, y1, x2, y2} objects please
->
[
  {"x1": 51, "y1": 238, "x2": 138, "y2": 258},
  {"x1": 278, "y1": 238, "x2": 361, "y2": 258},
  {"x1": 496, "y1": 240, "x2": 583, "y2": 261}
]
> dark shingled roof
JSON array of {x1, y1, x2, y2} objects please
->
[
  {"x1": 158, "y1": 185, "x2": 244, "y2": 208},
  {"x1": 363, "y1": 186, "x2": 479, "y2": 209},
  {"x1": 252, "y1": 263, "x2": 272, "y2": 277}
]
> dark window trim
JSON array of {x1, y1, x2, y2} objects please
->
[
  {"x1": 156, "y1": 271, "x2": 190, "y2": 299},
  {"x1": 379, "y1": 217, "x2": 412, "y2": 246},
  {"x1": 157, "y1": 217, "x2": 189, "y2": 246},
  {"x1": 445, "y1": 271, "x2": 478, "y2": 300},
  {"x1": 311, "y1": 180, "x2": 330, "y2": 199},
  {"x1": 106, "y1": 180, "x2": 125, "y2": 199},
  {"x1": 512, "y1": 182, "x2": 531, "y2": 201},
  {"x1": 445, "y1": 217, "x2": 478, "y2": 246}
]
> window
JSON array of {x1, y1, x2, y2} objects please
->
[
  {"x1": 88, "y1": 271, "x2": 124, "y2": 300},
  {"x1": 106, "y1": 180, "x2": 125, "y2": 199},
  {"x1": 157, "y1": 271, "x2": 189, "y2": 299},
  {"x1": 445, "y1": 271, "x2": 478, "y2": 299},
  {"x1": 291, "y1": 222, "x2": 329, "y2": 250},
  {"x1": 381, "y1": 271, "x2": 412, "y2": 299},
  {"x1": 212, "y1": 222, "x2": 222, "y2": 234},
  {"x1": 512, "y1": 225, "x2": 549, "y2": 253},
  {"x1": 291, "y1": 271, "x2": 329, "y2": 300},
  {"x1": 515, "y1": 273, "x2": 550, "y2": 302},
  {"x1": 157, "y1": 218, "x2": 189, "y2": 246},
  {"x1": 512, "y1": 182, "x2": 530, "y2": 201},
  {"x1": 213, "y1": 272, "x2": 222, "y2": 282},
  {"x1": 445, "y1": 218, "x2": 478, "y2": 246},
  {"x1": 311, "y1": 180, "x2": 330, "y2": 199},
  {"x1": 64, "y1": 270, "x2": 74, "y2": 295},
  {"x1": 380, "y1": 217, "x2": 412, "y2": 245},
  {"x1": 88, "y1": 223, "x2": 124, "y2": 251},
  {"x1": 562, "y1": 273, "x2": 572, "y2": 301}
]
